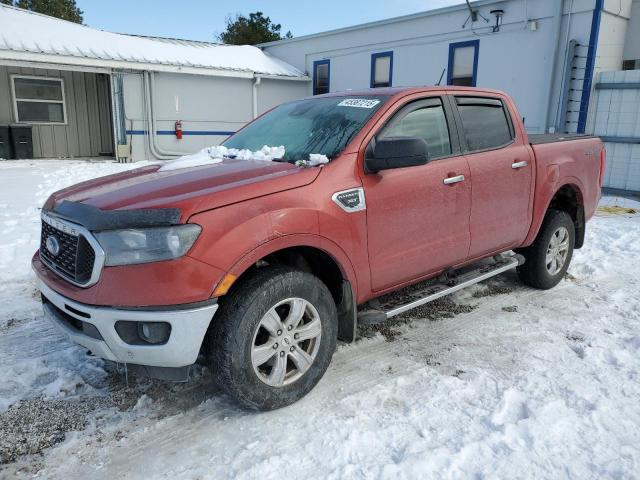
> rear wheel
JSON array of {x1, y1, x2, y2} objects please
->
[
  {"x1": 517, "y1": 209, "x2": 575, "y2": 289},
  {"x1": 209, "y1": 266, "x2": 337, "y2": 410}
]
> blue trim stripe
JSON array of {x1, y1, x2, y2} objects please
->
[
  {"x1": 577, "y1": 0, "x2": 603, "y2": 134},
  {"x1": 126, "y1": 130, "x2": 235, "y2": 136},
  {"x1": 370, "y1": 51, "x2": 394, "y2": 88},
  {"x1": 447, "y1": 39, "x2": 480, "y2": 87}
]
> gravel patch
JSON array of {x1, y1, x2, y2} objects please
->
[{"x1": 0, "y1": 397, "x2": 110, "y2": 464}]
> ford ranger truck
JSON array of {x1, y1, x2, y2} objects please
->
[{"x1": 33, "y1": 87, "x2": 604, "y2": 410}]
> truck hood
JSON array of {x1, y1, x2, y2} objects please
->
[{"x1": 46, "y1": 159, "x2": 321, "y2": 221}]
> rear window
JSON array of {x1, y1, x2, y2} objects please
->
[{"x1": 456, "y1": 97, "x2": 513, "y2": 151}]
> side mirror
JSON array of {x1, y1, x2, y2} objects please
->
[{"x1": 365, "y1": 137, "x2": 429, "y2": 173}]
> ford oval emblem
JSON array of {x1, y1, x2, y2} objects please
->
[{"x1": 46, "y1": 235, "x2": 61, "y2": 256}]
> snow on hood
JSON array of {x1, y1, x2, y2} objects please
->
[
  {"x1": 307, "y1": 154, "x2": 329, "y2": 166},
  {"x1": 160, "y1": 146, "x2": 330, "y2": 171},
  {"x1": 159, "y1": 145, "x2": 286, "y2": 171}
]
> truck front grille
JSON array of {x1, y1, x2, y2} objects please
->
[{"x1": 40, "y1": 216, "x2": 98, "y2": 286}]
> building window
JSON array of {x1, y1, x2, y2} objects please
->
[
  {"x1": 623, "y1": 59, "x2": 640, "y2": 70},
  {"x1": 12, "y1": 76, "x2": 66, "y2": 124},
  {"x1": 313, "y1": 60, "x2": 330, "y2": 95},
  {"x1": 370, "y1": 51, "x2": 393, "y2": 88},
  {"x1": 447, "y1": 40, "x2": 479, "y2": 87}
]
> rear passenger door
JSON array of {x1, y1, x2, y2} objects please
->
[{"x1": 450, "y1": 95, "x2": 533, "y2": 259}]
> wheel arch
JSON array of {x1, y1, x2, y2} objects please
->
[
  {"x1": 524, "y1": 179, "x2": 586, "y2": 249},
  {"x1": 221, "y1": 235, "x2": 359, "y2": 342},
  {"x1": 546, "y1": 183, "x2": 586, "y2": 249}
]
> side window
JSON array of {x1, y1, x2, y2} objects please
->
[
  {"x1": 447, "y1": 40, "x2": 479, "y2": 87},
  {"x1": 370, "y1": 51, "x2": 393, "y2": 88},
  {"x1": 313, "y1": 60, "x2": 330, "y2": 95},
  {"x1": 455, "y1": 97, "x2": 513, "y2": 152},
  {"x1": 382, "y1": 100, "x2": 452, "y2": 159}
]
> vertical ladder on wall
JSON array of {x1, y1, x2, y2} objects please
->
[{"x1": 558, "y1": 40, "x2": 591, "y2": 134}]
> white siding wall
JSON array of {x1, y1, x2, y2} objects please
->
[
  {"x1": 263, "y1": 0, "x2": 630, "y2": 134},
  {"x1": 593, "y1": 70, "x2": 640, "y2": 191},
  {"x1": 583, "y1": 2, "x2": 632, "y2": 132},
  {"x1": 623, "y1": 0, "x2": 640, "y2": 60},
  {"x1": 120, "y1": 71, "x2": 310, "y2": 162}
]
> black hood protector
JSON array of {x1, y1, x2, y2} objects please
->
[{"x1": 49, "y1": 200, "x2": 181, "y2": 231}]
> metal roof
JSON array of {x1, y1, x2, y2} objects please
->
[{"x1": 0, "y1": 4, "x2": 306, "y2": 79}]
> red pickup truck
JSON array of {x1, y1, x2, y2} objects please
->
[{"x1": 33, "y1": 87, "x2": 604, "y2": 410}]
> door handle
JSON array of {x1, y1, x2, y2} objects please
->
[
  {"x1": 443, "y1": 174, "x2": 465, "y2": 185},
  {"x1": 511, "y1": 160, "x2": 528, "y2": 169}
]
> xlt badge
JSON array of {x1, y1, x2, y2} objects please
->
[{"x1": 331, "y1": 188, "x2": 366, "y2": 213}]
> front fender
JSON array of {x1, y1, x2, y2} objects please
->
[{"x1": 186, "y1": 192, "x2": 358, "y2": 298}]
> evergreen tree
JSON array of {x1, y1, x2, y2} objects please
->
[
  {"x1": 3, "y1": 0, "x2": 83, "y2": 23},
  {"x1": 218, "y1": 11, "x2": 292, "y2": 45}
]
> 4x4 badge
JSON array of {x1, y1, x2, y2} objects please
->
[{"x1": 331, "y1": 188, "x2": 366, "y2": 213}]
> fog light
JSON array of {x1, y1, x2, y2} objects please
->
[{"x1": 137, "y1": 322, "x2": 171, "y2": 344}]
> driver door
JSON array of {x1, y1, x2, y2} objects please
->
[{"x1": 361, "y1": 96, "x2": 472, "y2": 292}]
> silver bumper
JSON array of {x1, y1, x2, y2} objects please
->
[{"x1": 37, "y1": 278, "x2": 218, "y2": 368}]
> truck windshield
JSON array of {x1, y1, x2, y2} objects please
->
[{"x1": 223, "y1": 96, "x2": 389, "y2": 163}]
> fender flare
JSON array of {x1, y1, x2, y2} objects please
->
[
  {"x1": 221, "y1": 234, "x2": 360, "y2": 342},
  {"x1": 225, "y1": 233, "x2": 359, "y2": 298}
]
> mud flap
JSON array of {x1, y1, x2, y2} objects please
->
[{"x1": 337, "y1": 280, "x2": 357, "y2": 343}]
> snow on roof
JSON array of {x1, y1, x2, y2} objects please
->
[{"x1": 0, "y1": 4, "x2": 305, "y2": 78}]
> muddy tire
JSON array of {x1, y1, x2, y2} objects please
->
[
  {"x1": 517, "y1": 209, "x2": 575, "y2": 290},
  {"x1": 209, "y1": 266, "x2": 337, "y2": 410}
]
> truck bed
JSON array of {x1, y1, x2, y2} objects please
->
[{"x1": 528, "y1": 133, "x2": 597, "y2": 145}]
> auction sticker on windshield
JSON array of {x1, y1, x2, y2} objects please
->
[{"x1": 337, "y1": 99, "x2": 381, "y2": 108}]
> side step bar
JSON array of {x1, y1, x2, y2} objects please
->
[{"x1": 358, "y1": 254, "x2": 524, "y2": 325}]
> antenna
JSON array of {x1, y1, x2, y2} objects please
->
[
  {"x1": 436, "y1": 68, "x2": 446, "y2": 86},
  {"x1": 462, "y1": 0, "x2": 490, "y2": 28},
  {"x1": 490, "y1": 9, "x2": 505, "y2": 32}
]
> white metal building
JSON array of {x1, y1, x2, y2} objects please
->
[
  {"x1": 260, "y1": 0, "x2": 640, "y2": 191},
  {"x1": 0, "y1": 4, "x2": 309, "y2": 161},
  {"x1": 262, "y1": 0, "x2": 634, "y2": 135}
]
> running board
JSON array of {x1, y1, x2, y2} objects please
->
[{"x1": 358, "y1": 254, "x2": 524, "y2": 325}]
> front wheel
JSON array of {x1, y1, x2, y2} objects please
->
[
  {"x1": 209, "y1": 266, "x2": 337, "y2": 410},
  {"x1": 517, "y1": 209, "x2": 575, "y2": 290}
]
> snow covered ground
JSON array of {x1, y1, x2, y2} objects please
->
[{"x1": 1, "y1": 159, "x2": 640, "y2": 479}]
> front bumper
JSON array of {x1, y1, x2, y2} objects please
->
[{"x1": 37, "y1": 278, "x2": 218, "y2": 368}]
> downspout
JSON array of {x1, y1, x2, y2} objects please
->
[
  {"x1": 143, "y1": 71, "x2": 183, "y2": 160},
  {"x1": 544, "y1": 0, "x2": 565, "y2": 133},
  {"x1": 252, "y1": 76, "x2": 262, "y2": 119},
  {"x1": 577, "y1": 0, "x2": 604, "y2": 134}
]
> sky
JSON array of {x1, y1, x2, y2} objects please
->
[{"x1": 76, "y1": 0, "x2": 466, "y2": 42}]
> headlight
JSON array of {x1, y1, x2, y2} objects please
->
[{"x1": 95, "y1": 224, "x2": 201, "y2": 266}]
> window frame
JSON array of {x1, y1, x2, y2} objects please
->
[
  {"x1": 370, "y1": 51, "x2": 394, "y2": 88},
  {"x1": 11, "y1": 75, "x2": 67, "y2": 125},
  {"x1": 450, "y1": 95, "x2": 516, "y2": 154},
  {"x1": 312, "y1": 59, "x2": 330, "y2": 96},
  {"x1": 447, "y1": 40, "x2": 480, "y2": 87},
  {"x1": 372, "y1": 95, "x2": 461, "y2": 162}
]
